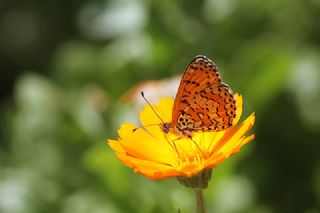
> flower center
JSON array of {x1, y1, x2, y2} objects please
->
[{"x1": 174, "y1": 144, "x2": 208, "y2": 169}]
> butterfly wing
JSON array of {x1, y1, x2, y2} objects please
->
[
  {"x1": 172, "y1": 55, "x2": 236, "y2": 133},
  {"x1": 172, "y1": 55, "x2": 221, "y2": 124},
  {"x1": 182, "y1": 84, "x2": 236, "y2": 131}
]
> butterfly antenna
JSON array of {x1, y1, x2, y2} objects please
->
[
  {"x1": 140, "y1": 91, "x2": 166, "y2": 124},
  {"x1": 132, "y1": 123, "x2": 162, "y2": 132}
]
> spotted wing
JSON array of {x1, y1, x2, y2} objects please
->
[
  {"x1": 180, "y1": 83, "x2": 236, "y2": 131},
  {"x1": 172, "y1": 55, "x2": 236, "y2": 132}
]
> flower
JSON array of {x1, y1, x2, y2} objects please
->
[{"x1": 108, "y1": 94, "x2": 255, "y2": 180}]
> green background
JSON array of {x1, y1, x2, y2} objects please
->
[{"x1": 1, "y1": 0, "x2": 320, "y2": 212}]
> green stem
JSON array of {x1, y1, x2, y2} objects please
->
[{"x1": 194, "y1": 189, "x2": 206, "y2": 213}]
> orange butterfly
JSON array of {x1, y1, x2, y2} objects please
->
[{"x1": 162, "y1": 55, "x2": 236, "y2": 138}]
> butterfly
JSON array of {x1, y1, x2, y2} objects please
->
[{"x1": 161, "y1": 55, "x2": 236, "y2": 138}]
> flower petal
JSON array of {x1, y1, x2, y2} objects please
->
[
  {"x1": 116, "y1": 123, "x2": 177, "y2": 165},
  {"x1": 206, "y1": 152, "x2": 227, "y2": 169},
  {"x1": 240, "y1": 134, "x2": 255, "y2": 146},
  {"x1": 119, "y1": 154, "x2": 181, "y2": 179},
  {"x1": 216, "y1": 113, "x2": 255, "y2": 157},
  {"x1": 108, "y1": 139, "x2": 126, "y2": 154},
  {"x1": 233, "y1": 94, "x2": 243, "y2": 125}
]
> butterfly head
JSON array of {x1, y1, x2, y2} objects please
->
[
  {"x1": 161, "y1": 122, "x2": 171, "y2": 134},
  {"x1": 161, "y1": 121, "x2": 194, "y2": 138}
]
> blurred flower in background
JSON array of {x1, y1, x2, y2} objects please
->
[
  {"x1": 121, "y1": 75, "x2": 181, "y2": 110},
  {"x1": 0, "y1": 0, "x2": 320, "y2": 212}
]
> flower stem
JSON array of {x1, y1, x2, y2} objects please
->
[{"x1": 194, "y1": 188, "x2": 206, "y2": 213}]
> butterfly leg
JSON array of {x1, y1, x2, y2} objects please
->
[
  {"x1": 187, "y1": 134, "x2": 207, "y2": 159},
  {"x1": 163, "y1": 133, "x2": 180, "y2": 155}
]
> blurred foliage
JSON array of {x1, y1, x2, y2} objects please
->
[{"x1": 1, "y1": 0, "x2": 320, "y2": 212}]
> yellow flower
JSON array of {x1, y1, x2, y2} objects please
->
[{"x1": 108, "y1": 94, "x2": 255, "y2": 180}]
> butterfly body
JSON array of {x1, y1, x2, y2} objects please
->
[{"x1": 163, "y1": 55, "x2": 236, "y2": 138}]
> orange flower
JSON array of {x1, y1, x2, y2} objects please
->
[{"x1": 108, "y1": 94, "x2": 255, "y2": 180}]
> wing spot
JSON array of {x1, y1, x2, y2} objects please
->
[{"x1": 197, "y1": 113, "x2": 204, "y2": 119}]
